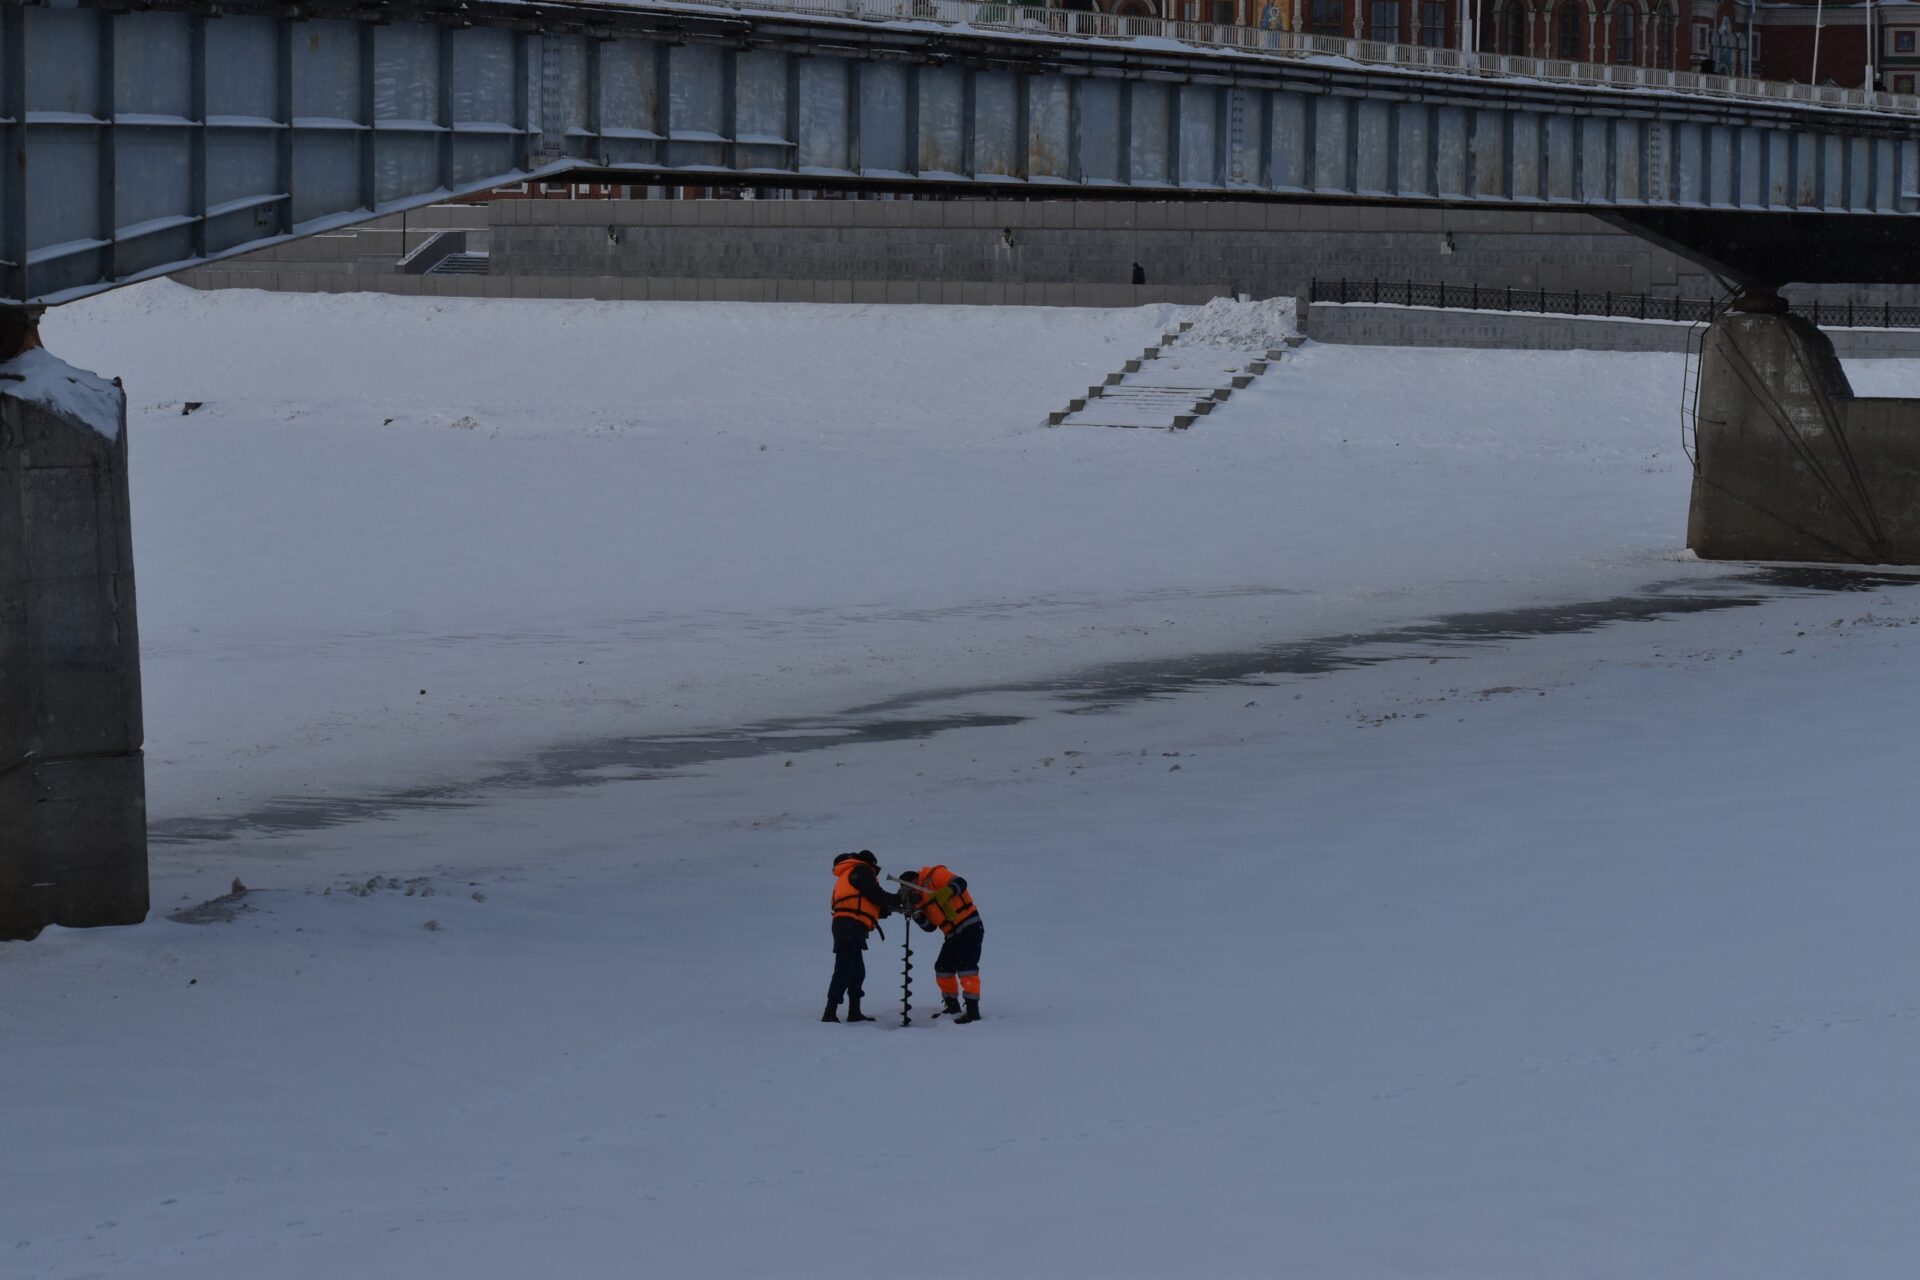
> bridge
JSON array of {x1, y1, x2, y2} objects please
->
[
  {"x1": 10, "y1": 0, "x2": 1920, "y2": 942},
  {"x1": 7, "y1": 0, "x2": 1920, "y2": 316}
]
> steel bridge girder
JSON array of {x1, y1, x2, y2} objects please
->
[{"x1": 8, "y1": 0, "x2": 1920, "y2": 307}]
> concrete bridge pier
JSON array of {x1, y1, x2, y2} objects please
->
[
  {"x1": 1, "y1": 316, "x2": 148, "y2": 941},
  {"x1": 1689, "y1": 302, "x2": 1920, "y2": 565}
]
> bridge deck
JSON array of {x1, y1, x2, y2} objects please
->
[{"x1": 6, "y1": 0, "x2": 1920, "y2": 310}]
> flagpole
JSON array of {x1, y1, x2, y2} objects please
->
[{"x1": 1811, "y1": 0, "x2": 1825, "y2": 84}]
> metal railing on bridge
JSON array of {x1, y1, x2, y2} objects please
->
[
  {"x1": 1311, "y1": 278, "x2": 1920, "y2": 328},
  {"x1": 681, "y1": 0, "x2": 1920, "y2": 118},
  {"x1": 1311, "y1": 277, "x2": 1725, "y2": 323}
]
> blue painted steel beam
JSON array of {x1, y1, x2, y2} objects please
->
[{"x1": 6, "y1": 0, "x2": 1920, "y2": 308}]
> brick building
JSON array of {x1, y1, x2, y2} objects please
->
[
  {"x1": 1158, "y1": 0, "x2": 1901, "y2": 85},
  {"x1": 1747, "y1": 2, "x2": 1920, "y2": 92},
  {"x1": 1082, "y1": 0, "x2": 1712, "y2": 68}
]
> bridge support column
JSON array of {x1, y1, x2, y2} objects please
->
[
  {"x1": 1689, "y1": 309, "x2": 1920, "y2": 565},
  {"x1": 1, "y1": 318, "x2": 148, "y2": 941}
]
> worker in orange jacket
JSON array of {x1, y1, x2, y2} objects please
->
[
  {"x1": 826, "y1": 850, "x2": 899, "y2": 1023},
  {"x1": 898, "y1": 865, "x2": 984, "y2": 1024}
]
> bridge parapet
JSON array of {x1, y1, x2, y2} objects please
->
[{"x1": 689, "y1": 0, "x2": 1920, "y2": 120}]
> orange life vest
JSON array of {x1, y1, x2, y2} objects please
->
[
  {"x1": 832, "y1": 858, "x2": 881, "y2": 930},
  {"x1": 911, "y1": 864, "x2": 979, "y2": 935}
]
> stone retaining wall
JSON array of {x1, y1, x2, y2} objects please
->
[
  {"x1": 1306, "y1": 302, "x2": 1920, "y2": 357},
  {"x1": 176, "y1": 198, "x2": 1720, "y2": 304},
  {"x1": 175, "y1": 199, "x2": 1920, "y2": 343},
  {"x1": 488, "y1": 199, "x2": 1715, "y2": 301}
]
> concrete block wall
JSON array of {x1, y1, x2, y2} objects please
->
[
  {"x1": 487, "y1": 200, "x2": 1716, "y2": 302},
  {"x1": 1307, "y1": 303, "x2": 1699, "y2": 352},
  {"x1": 175, "y1": 197, "x2": 1920, "y2": 320},
  {"x1": 194, "y1": 206, "x2": 488, "y2": 281},
  {"x1": 1307, "y1": 302, "x2": 1920, "y2": 357},
  {"x1": 177, "y1": 198, "x2": 1726, "y2": 306}
]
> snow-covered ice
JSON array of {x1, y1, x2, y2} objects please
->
[
  {"x1": 9, "y1": 285, "x2": 1920, "y2": 1278},
  {"x1": 45, "y1": 282, "x2": 1718, "y2": 820}
]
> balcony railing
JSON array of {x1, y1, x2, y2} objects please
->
[{"x1": 644, "y1": 0, "x2": 1920, "y2": 118}]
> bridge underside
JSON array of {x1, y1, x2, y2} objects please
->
[
  {"x1": 6, "y1": 0, "x2": 1920, "y2": 311},
  {"x1": 1603, "y1": 210, "x2": 1920, "y2": 289}
]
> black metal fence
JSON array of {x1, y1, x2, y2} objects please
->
[
  {"x1": 1309, "y1": 278, "x2": 1920, "y2": 329},
  {"x1": 1310, "y1": 277, "x2": 1720, "y2": 323},
  {"x1": 1797, "y1": 298, "x2": 1920, "y2": 328}
]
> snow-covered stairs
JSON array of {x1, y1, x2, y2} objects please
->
[
  {"x1": 1046, "y1": 315, "x2": 1297, "y2": 432},
  {"x1": 427, "y1": 252, "x2": 490, "y2": 276}
]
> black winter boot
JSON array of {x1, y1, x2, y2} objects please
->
[
  {"x1": 822, "y1": 1003, "x2": 840, "y2": 1023},
  {"x1": 941, "y1": 995, "x2": 963, "y2": 1016},
  {"x1": 845, "y1": 995, "x2": 876, "y2": 1023},
  {"x1": 954, "y1": 998, "x2": 981, "y2": 1024}
]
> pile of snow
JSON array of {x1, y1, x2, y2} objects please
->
[{"x1": 1176, "y1": 294, "x2": 1300, "y2": 349}]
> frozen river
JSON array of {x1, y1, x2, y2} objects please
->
[{"x1": 9, "y1": 287, "x2": 1920, "y2": 1277}]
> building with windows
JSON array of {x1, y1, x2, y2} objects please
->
[
  {"x1": 1097, "y1": 0, "x2": 1710, "y2": 67},
  {"x1": 1070, "y1": 0, "x2": 1902, "y2": 88},
  {"x1": 1745, "y1": 2, "x2": 1920, "y2": 91}
]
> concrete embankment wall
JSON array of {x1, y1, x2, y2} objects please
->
[
  {"x1": 1306, "y1": 303, "x2": 1920, "y2": 358},
  {"x1": 176, "y1": 198, "x2": 1721, "y2": 304},
  {"x1": 481, "y1": 199, "x2": 1717, "y2": 300},
  {"x1": 186, "y1": 205, "x2": 484, "y2": 292}
]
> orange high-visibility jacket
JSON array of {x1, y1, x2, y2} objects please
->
[
  {"x1": 832, "y1": 858, "x2": 884, "y2": 931},
  {"x1": 911, "y1": 865, "x2": 979, "y2": 935}
]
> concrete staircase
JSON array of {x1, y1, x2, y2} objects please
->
[
  {"x1": 1047, "y1": 321, "x2": 1300, "y2": 431},
  {"x1": 426, "y1": 252, "x2": 490, "y2": 277}
]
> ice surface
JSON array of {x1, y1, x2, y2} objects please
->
[
  {"x1": 11, "y1": 285, "x2": 1920, "y2": 1277},
  {"x1": 43, "y1": 283, "x2": 1734, "y2": 821}
]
